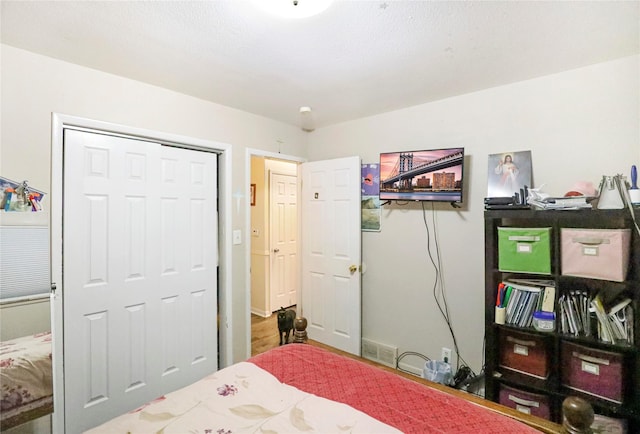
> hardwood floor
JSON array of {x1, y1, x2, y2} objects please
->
[{"x1": 251, "y1": 306, "x2": 297, "y2": 356}]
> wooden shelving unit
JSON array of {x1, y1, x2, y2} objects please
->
[{"x1": 484, "y1": 208, "x2": 640, "y2": 430}]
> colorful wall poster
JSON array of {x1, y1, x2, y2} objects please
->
[{"x1": 361, "y1": 163, "x2": 381, "y2": 231}]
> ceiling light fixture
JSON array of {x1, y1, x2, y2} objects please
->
[
  {"x1": 299, "y1": 106, "x2": 315, "y2": 132},
  {"x1": 255, "y1": 0, "x2": 334, "y2": 19}
]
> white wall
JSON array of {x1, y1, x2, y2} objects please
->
[
  {"x1": 0, "y1": 44, "x2": 308, "y2": 363},
  {"x1": 3, "y1": 42, "x2": 638, "y2": 376},
  {"x1": 0, "y1": 298, "x2": 51, "y2": 341},
  {"x1": 307, "y1": 55, "x2": 640, "y2": 374}
]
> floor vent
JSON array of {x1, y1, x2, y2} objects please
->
[{"x1": 361, "y1": 338, "x2": 398, "y2": 368}]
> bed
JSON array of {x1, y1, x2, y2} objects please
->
[
  {"x1": 0, "y1": 331, "x2": 53, "y2": 430},
  {"x1": 85, "y1": 341, "x2": 582, "y2": 433}
]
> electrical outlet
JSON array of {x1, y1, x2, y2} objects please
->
[{"x1": 441, "y1": 347, "x2": 452, "y2": 363}]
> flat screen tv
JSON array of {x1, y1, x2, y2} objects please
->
[{"x1": 379, "y1": 147, "x2": 464, "y2": 203}]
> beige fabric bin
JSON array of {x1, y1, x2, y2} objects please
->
[{"x1": 561, "y1": 228, "x2": 631, "y2": 282}]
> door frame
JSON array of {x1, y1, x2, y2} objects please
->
[
  {"x1": 245, "y1": 148, "x2": 305, "y2": 356},
  {"x1": 51, "y1": 113, "x2": 234, "y2": 432}
]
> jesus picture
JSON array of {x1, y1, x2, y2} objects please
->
[{"x1": 487, "y1": 150, "x2": 532, "y2": 198}]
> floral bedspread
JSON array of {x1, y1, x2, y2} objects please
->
[
  {"x1": 0, "y1": 332, "x2": 53, "y2": 416},
  {"x1": 85, "y1": 361, "x2": 401, "y2": 434}
]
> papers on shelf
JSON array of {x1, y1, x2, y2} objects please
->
[
  {"x1": 559, "y1": 293, "x2": 634, "y2": 345},
  {"x1": 591, "y1": 296, "x2": 633, "y2": 344},
  {"x1": 559, "y1": 291, "x2": 591, "y2": 338},
  {"x1": 525, "y1": 186, "x2": 594, "y2": 210},
  {"x1": 495, "y1": 278, "x2": 634, "y2": 345},
  {"x1": 529, "y1": 196, "x2": 594, "y2": 210}
]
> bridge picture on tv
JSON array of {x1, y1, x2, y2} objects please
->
[{"x1": 379, "y1": 147, "x2": 464, "y2": 202}]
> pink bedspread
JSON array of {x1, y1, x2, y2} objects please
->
[{"x1": 249, "y1": 344, "x2": 540, "y2": 434}]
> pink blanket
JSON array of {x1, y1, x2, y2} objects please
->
[{"x1": 249, "y1": 344, "x2": 540, "y2": 434}]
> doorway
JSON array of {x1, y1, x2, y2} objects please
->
[
  {"x1": 246, "y1": 150, "x2": 305, "y2": 356},
  {"x1": 249, "y1": 156, "x2": 299, "y2": 316},
  {"x1": 244, "y1": 150, "x2": 362, "y2": 358}
]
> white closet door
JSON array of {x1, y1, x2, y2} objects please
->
[{"x1": 63, "y1": 129, "x2": 218, "y2": 433}]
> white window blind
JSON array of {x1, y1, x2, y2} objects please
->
[{"x1": 0, "y1": 226, "x2": 50, "y2": 300}]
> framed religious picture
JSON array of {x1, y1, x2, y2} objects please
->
[{"x1": 487, "y1": 151, "x2": 532, "y2": 198}]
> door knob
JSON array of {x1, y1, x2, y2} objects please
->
[
  {"x1": 273, "y1": 248, "x2": 280, "y2": 253},
  {"x1": 349, "y1": 265, "x2": 358, "y2": 274}
]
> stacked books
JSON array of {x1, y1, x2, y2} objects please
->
[
  {"x1": 502, "y1": 280, "x2": 556, "y2": 328},
  {"x1": 558, "y1": 293, "x2": 634, "y2": 345}
]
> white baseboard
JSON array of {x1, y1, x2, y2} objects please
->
[
  {"x1": 398, "y1": 362, "x2": 423, "y2": 378},
  {"x1": 251, "y1": 308, "x2": 271, "y2": 317}
]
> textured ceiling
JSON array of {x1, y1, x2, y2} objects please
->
[{"x1": 1, "y1": 1, "x2": 638, "y2": 130}]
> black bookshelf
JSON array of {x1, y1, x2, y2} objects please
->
[{"x1": 484, "y1": 209, "x2": 640, "y2": 430}]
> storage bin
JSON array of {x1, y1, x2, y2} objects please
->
[
  {"x1": 498, "y1": 384, "x2": 551, "y2": 420},
  {"x1": 592, "y1": 414, "x2": 628, "y2": 434},
  {"x1": 561, "y1": 341, "x2": 625, "y2": 403},
  {"x1": 499, "y1": 330, "x2": 549, "y2": 379},
  {"x1": 498, "y1": 227, "x2": 552, "y2": 274},
  {"x1": 561, "y1": 228, "x2": 631, "y2": 282}
]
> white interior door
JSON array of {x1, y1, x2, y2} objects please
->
[
  {"x1": 63, "y1": 129, "x2": 218, "y2": 433},
  {"x1": 301, "y1": 156, "x2": 361, "y2": 355},
  {"x1": 269, "y1": 172, "x2": 298, "y2": 311}
]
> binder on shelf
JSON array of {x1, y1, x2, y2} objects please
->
[
  {"x1": 499, "y1": 280, "x2": 555, "y2": 329},
  {"x1": 512, "y1": 291, "x2": 530, "y2": 325},
  {"x1": 558, "y1": 291, "x2": 592, "y2": 338},
  {"x1": 607, "y1": 298, "x2": 632, "y2": 344},
  {"x1": 519, "y1": 292, "x2": 540, "y2": 328},
  {"x1": 540, "y1": 286, "x2": 555, "y2": 313},
  {"x1": 505, "y1": 292, "x2": 521, "y2": 323},
  {"x1": 559, "y1": 293, "x2": 634, "y2": 345}
]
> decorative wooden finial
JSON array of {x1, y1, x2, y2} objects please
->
[
  {"x1": 293, "y1": 316, "x2": 308, "y2": 343},
  {"x1": 562, "y1": 396, "x2": 594, "y2": 434}
]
